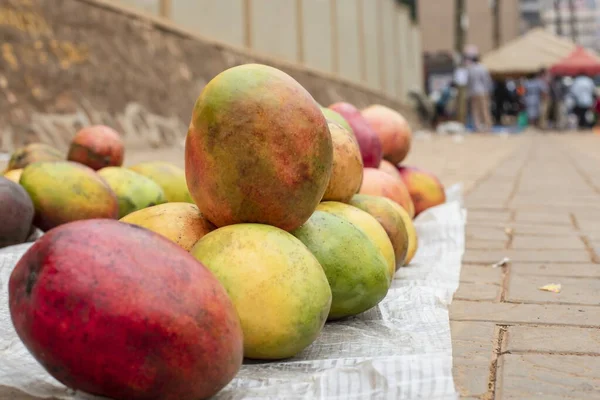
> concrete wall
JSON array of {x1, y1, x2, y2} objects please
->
[
  {"x1": 109, "y1": 0, "x2": 424, "y2": 101},
  {"x1": 0, "y1": 0, "x2": 420, "y2": 152},
  {"x1": 420, "y1": 0, "x2": 521, "y2": 54}
]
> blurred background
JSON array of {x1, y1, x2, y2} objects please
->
[{"x1": 2, "y1": 0, "x2": 600, "y2": 154}]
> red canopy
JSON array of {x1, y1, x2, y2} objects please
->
[{"x1": 550, "y1": 46, "x2": 600, "y2": 76}]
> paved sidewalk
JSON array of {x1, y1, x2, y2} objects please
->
[{"x1": 409, "y1": 132, "x2": 600, "y2": 399}]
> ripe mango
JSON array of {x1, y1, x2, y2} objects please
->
[
  {"x1": 98, "y1": 167, "x2": 167, "y2": 218},
  {"x1": 349, "y1": 194, "x2": 413, "y2": 269},
  {"x1": 9, "y1": 219, "x2": 243, "y2": 400},
  {"x1": 3, "y1": 168, "x2": 23, "y2": 183},
  {"x1": 120, "y1": 203, "x2": 215, "y2": 251},
  {"x1": 129, "y1": 161, "x2": 194, "y2": 203},
  {"x1": 19, "y1": 161, "x2": 119, "y2": 231},
  {"x1": 292, "y1": 211, "x2": 389, "y2": 320},
  {"x1": 7, "y1": 143, "x2": 63, "y2": 171},
  {"x1": 317, "y1": 201, "x2": 395, "y2": 281},
  {"x1": 398, "y1": 166, "x2": 446, "y2": 216},
  {"x1": 321, "y1": 107, "x2": 354, "y2": 137},
  {"x1": 0, "y1": 177, "x2": 34, "y2": 248},
  {"x1": 67, "y1": 125, "x2": 125, "y2": 170},
  {"x1": 191, "y1": 224, "x2": 332, "y2": 360},
  {"x1": 185, "y1": 64, "x2": 333, "y2": 232},
  {"x1": 322, "y1": 121, "x2": 364, "y2": 203}
]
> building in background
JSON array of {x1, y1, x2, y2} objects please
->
[
  {"x1": 420, "y1": 0, "x2": 520, "y2": 55},
  {"x1": 541, "y1": 0, "x2": 600, "y2": 51},
  {"x1": 520, "y1": 0, "x2": 547, "y2": 32}
]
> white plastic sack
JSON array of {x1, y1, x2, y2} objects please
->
[{"x1": 0, "y1": 184, "x2": 466, "y2": 400}]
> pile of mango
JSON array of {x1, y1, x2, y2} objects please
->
[{"x1": 4, "y1": 63, "x2": 446, "y2": 400}]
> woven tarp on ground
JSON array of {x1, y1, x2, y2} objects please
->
[{"x1": 0, "y1": 185, "x2": 466, "y2": 400}]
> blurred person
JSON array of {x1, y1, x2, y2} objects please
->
[
  {"x1": 454, "y1": 57, "x2": 469, "y2": 125},
  {"x1": 467, "y1": 55, "x2": 493, "y2": 132},
  {"x1": 538, "y1": 69, "x2": 550, "y2": 129},
  {"x1": 434, "y1": 81, "x2": 456, "y2": 125},
  {"x1": 492, "y1": 80, "x2": 511, "y2": 125},
  {"x1": 523, "y1": 71, "x2": 548, "y2": 128},
  {"x1": 548, "y1": 76, "x2": 567, "y2": 130},
  {"x1": 569, "y1": 73, "x2": 596, "y2": 129}
]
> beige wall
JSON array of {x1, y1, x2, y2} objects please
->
[
  {"x1": 420, "y1": 0, "x2": 520, "y2": 54},
  {"x1": 466, "y1": 0, "x2": 493, "y2": 54},
  {"x1": 171, "y1": 0, "x2": 245, "y2": 47},
  {"x1": 501, "y1": 0, "x2": 520, "y2": 45},
  {"x1": 301, "y1": 0, "x2": 333, "y2": 72},
  {"x1": 110, "y1": 0, "x2": 423, "y2": 101},
  {"x1": 335, "y1": 0, "x2": 361, "y2": 82},
  {"x1": 420, "y1": 0, "x2": 454, "y2": 54},
  {"x1": 362, "y1": 0, "x2": 381, "y2": 89},
  {"x1": 250, "y1": 0, "x2": 298, "y2": 62}
]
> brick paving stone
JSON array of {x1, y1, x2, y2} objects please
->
[
  {"x1": 506, "y1": 274, "x2": 600, "y2": 306},
  {"x1": 451, "y1": 322, "x2": 495, "y2": 397},
  {"x1": 455, "y1": 282, "x2": 500, "y2": 301},
  {"x1": 505, "y1": 326, "x2": 600, "y2": 355},
  {"x1": 511, "y1": 263, "x2": 600, "y2": 278},
  {"x1": 459, "y1": 265, "x2": 504, "y2": 283},
  {"x1": 450, "y1": 301, "x2": 600, "y2": 326},
  {"x1": 468, "y1": 210, "x2": 511, "y2": 222},
  {"x1": 466, "y1": 226, "x2": 509, "y2": 241},
  {"x1": 510, "y1": 236, "x2": 586, "y2": 250},
  {"x1": 507, "y1": 223, "x2": 579, "y2": 236},
  {"x1": 451, "y1": 321, "x2": 496, "y2": 359},
  {"x1": 466, "y1": 239, "x2": 507, "y2": 250},
  {"x1": 513, "y1": 212, "x2": 573, "y2": 225},
  {"x1": 463, "y1": 249, "x2": 591, "y2": 264},
  {"x1": 453, "y1": 364, "x2": 490, "y2": 398},
  {"x1": 496, "y1": 354, "x2": 600, "y2": 399}
]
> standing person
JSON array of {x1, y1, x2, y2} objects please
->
[
  {"x1": 549, "y1": 76, "x2": 567, "y2": 130},
  {"x1": 454, "y1": 57, "x2": 469, "y2": 126},
  {"x1": 569, "y1": 73, "x2": 596, "y2": 129},
  {"x1": 467, "y1": 55, "x2": 493, "y2": 132},
  {"x1": 523, "y1": 71, "x2": 548, "y2": 128},
  {"x1": 538, "y1": 69, "x2": 550, "y2": 129}
]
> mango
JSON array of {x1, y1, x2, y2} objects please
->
[
  {"x1": 292, "y1": 211, "x2": 389, "y2": 320},
  {"x1": 362, "y1": 105, "x2": 412, "y2": 164},
  {"x1": 7, "y1": 143, "x2": 63, "y2": 171},
  {"x1": 321, "y1": 107, "x2": 354, "y2": 137},
  {"x1": 191, "y1": 224, "x2": 332, "y2": 360},
  {"x1": 0, "y1": 177, "x2": 34, "y2": 248},
  {"x1": 185, "y1": 63, "x2": 333, "y2": 232},
  {"x1": 317, "y1": 201, "x2": 396, "y2": 281},
  {"x1": 360, "y1": 167, "x2": 415, "y2": 218},
  {"x1": 398, "y1": 166, "x2": 446, "y2": 217},
  {"x1": 329, "y1": 102, "x2": 382, "y2": 168},
  {"x1": 120, "y1": 203, "x2": 215, "y2": 251},
  {"x1": 19, "y1": 161, "x2": 119, "y2": 231},
  {"x1": 67, "y1": 125, "x2": 124, "y2": 170},
  {"x1": 322, "y1": 121, "x2": 364, "y2": 203},
  {"x1": 379, "y1": 159, "x2": 402, "y2": 181},
  {"x1": 349, "y1": 194, "x2": 413, "y2": 269},
  {"x1": 9, "y1": 219, "x2": 243, "y2": 400},
  {"x1": 129, "y1": 161, "x2": 194, "y2": 203},
  {"x1": 4, "y1": 168, "x2": 23, "y2": 183},
  {"x1": 98, "y1": 167, "x2": 167, "y2": 218}
]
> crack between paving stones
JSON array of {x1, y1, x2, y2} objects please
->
[
  {"x1": 451, "y1": 318, "x2": 600, "y2": 329},
  {"x1": 562, "y1": 147, "x2": 600, "y2": 264},
  {"x1": 500, "y1": 350, "x2": 600, "y2": 357},
  {"x1": 485, "y1": 324, "x2": 509, "y2": 400}
]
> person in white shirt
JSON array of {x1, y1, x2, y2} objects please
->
[
  {"x1": 467, "y1": 55, "x2": 493, "y2": 132},
  {"x1": 569, "y1": 74, "x2": 596, "y2": 129}
]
